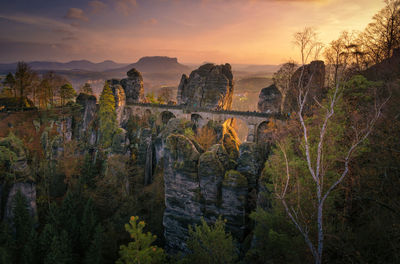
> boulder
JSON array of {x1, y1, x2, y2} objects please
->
[
  {"x1": 177, "y1": 63, "x2": 234, "y2": 110},
  {"x1": 257, "y1": 84, "x2": 282, "y2": 114}
]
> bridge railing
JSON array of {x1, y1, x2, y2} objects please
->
[{"x1": 126, "y1": 102, "x2": 285, "y2": 119}]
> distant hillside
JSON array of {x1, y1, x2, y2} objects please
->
[
  {"x1": 231, "y1": 64, "x2": 280, "y2": 73},
  {"x1": 0, "y1": 60, "x2": 127, "y2": 74}
]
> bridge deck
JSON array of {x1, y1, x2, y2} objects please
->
[{"x1": 127, "y1": 103, "x2": 285, "y2": 119}]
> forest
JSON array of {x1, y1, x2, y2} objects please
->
[{"x1": 0, "y1": 1, "x2": 399, "y2": 264}]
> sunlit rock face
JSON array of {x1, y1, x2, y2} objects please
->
[
  {"x1": 257, "y1": 84, "x2": 282, "y2": 114},
  {"x1": 177, "y1": 63, "x2": 234, "y2": 110},
  {"x1": 110, "y1": 84, "x2": 126, "y2": 125},
  {"x1": 283, "y1": 60, "x2": 326, "y2": 113}
]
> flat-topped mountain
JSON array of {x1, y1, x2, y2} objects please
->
[{"x1": 110, "y1": 56, "x2": 190, "y2": 74}]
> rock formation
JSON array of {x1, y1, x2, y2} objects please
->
[
  {"x1": 162, "y1": 121, "x2": 269, "y2": 252},
  {"x1": 163, "y1": 134, "x2": 202, "y2": 252},
  {"x1": 283, "y1": 60, "x2": 326, "y2": 113},
  {"x1": 363, "y1": 48, "x2": 400, "y2": 81},
  {"x1": 76, "y1": 93, "x2": 97, "y2": 143},
  {"x1": 177, "y1": 63, "x2": 234, "y2": 110},
  {"x1": 111, "y1": 84, "x2": 126, "y2": 125},
  {"x1": 108, "y1": 68, "x2": 144, "y2": 104},
  {"x1": 257, "y1": 84, "x2": 282, "y2": 114},
  {"x1": 121, "y1": 68, "x2": 145, "y2": 104}
]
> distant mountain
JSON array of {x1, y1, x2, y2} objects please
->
[
  {"x1": 0, "y1": 60, "x2": 128, "y2": 74},
  {"x1": 109, "y1": 56, "x2": 190, "y2": 75}
]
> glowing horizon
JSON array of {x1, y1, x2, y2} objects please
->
[{"x1": 0, "y1": 0, "x2": 384, "y2": 65}]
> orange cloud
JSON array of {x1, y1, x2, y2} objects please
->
[
  {"x1": 89, "y1": 1, "x2": 107, "y2": 14},
  {"x1": 142, "y1": 18, "x2": 158, "y2": 25}
]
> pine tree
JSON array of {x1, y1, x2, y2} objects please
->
[
  {"x1": 184, "y1": 217, "x2": 238, "y2": 264},
  {"x1": 12, "y1": 191, "x2": 38, "y2": 264},
  {"x1": 59, "y1": 83, "x2": 77, "y2": 106},
  {"x1": 80, "y1": 83, "x2": 93, "y2": 95},
  {"x1": 83, "y1": 225, "x2": 104, "y2": 264},
  {"x1": 99, "y1": 82, "x2": 116, "y2": 148},
  {"x1": 44, "y1": 230, "x2": 73, "y2": 264},
  {"x1": 116, "y1": 216, "x2": 165, "y2": 264},
  {"x1": 3, "y1": 72, "x2": 16, "y2": 97},
  {"x1": 80, "y1": 198, "x2": 97, "y2": 252}
]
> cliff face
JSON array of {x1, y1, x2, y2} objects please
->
[
  {"x1": 177, "y1": 63, "x2": 234, "y2": 110},
  {"x1": 162, "y1": 120, "x2": 268, "y2": 252},
  {"x1": 258, "y1": 60, "x2": 325, "y2": 114},
  {"x1": 285, "y1": 60, "x2": 326, "y2": 113}
]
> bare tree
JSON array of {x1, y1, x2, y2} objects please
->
[
  {"x1": 158, "y1": 86, "x2": 174, "y2": 104},
  {"x1": 14, "y1": 62, "x2": 36, "y2": 108},
  {"x1": 272, "y1": 28, "x2": 390, "y2": 264},
  {"x1": 361, "y1": 0, "x2": 400, "y2": 63},
  {"x1": 293, "y1": 27, "x2": 319, "y2": 65}
]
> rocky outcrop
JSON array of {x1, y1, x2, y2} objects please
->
[
  {"x1": 162, "y1": 124, "x2": 268, "y2": 252},
  {"x1": 177, "y1": 63, "x2": 234, "y2": 110},
  {"x1": 363, "y1": 48, "x2": 400, "y2": 81},
  {"x1": 76, "y1": 93, "x2": 97, "y2": 143},
  {"x1": 237, "y1": 142, "x2": 265, "y2": 190},
  {"x1": 220, "y1": 170, "x2": 248, "y2": 239},
  {"x1": 0, "y1": 133, "x2": 31, "y2": 181},
  {"x1": 4, "y1": 182, "x2": 37, "y2": 221},
  {"x1": 163, "y1": 134, "x2": 202, "y2": 252},
  {"x1": 121, "y1": 68, "x2": 144, "y2": 104},
  {"x1": 111, "y1": 84, "x2": 126, "y2": 125},
  {"x1": 108, "y1": 68, "x2": 144, "y2": 105},
  {"x1": 198, "y1": 149, "x2": 225, "y2": 223},
  {"x1": 283, "y1": 60, "x2": 326, "y2": 113},
  {"x1": 257, "y1": 84, "x2": 282, "y2": 114}
]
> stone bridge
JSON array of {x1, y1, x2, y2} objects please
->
[{"x1": 124, "y1": 103, "x2": 283, "y2": 142}]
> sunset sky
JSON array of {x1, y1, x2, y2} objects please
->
[{"x1": 0, "y1": 0, "x2": 385, "y2": 65}]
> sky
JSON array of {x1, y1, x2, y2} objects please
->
[{"x1": 0, "y1": 0, "x2": 385, "y2": 65}]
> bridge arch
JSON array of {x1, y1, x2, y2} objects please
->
[
  {"x1": 160, "y1": 111, "x2": 176, "y2": 124},
  {"x1": 191, "y1": 114, "x2": 205, "y2": 130},
  {"x1": 256, "y1": 120, "x2": 273, "y2": 143},
  {"x1": 223, "y1": 118, "x2": 249, "y2": 143}
]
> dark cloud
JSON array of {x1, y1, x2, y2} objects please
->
[
  {"x1": 89, "y1": 0, "x2": 107, "y2": 14},
  {"x1": 114, "y1": 0, "x2": 137, "y2": 15},
  {"x1": 64, "y1": 8, "x2": 88, "y2": 22}
]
